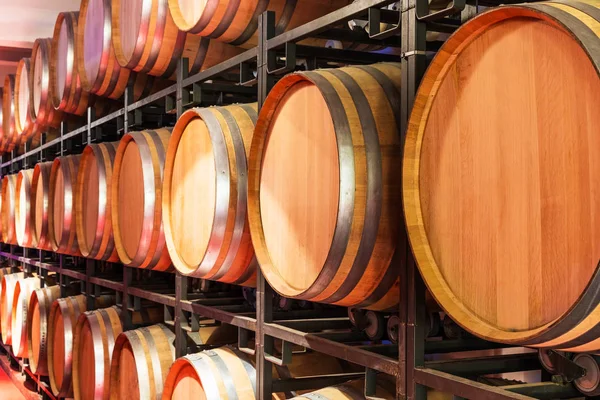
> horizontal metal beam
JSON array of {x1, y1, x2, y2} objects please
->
[
  {"x1": 425, "y1": 353, "x2": 540, "y2": 377},
  {"x1": 272, "y1": 372, "x2": 366, "y2": 392},
  {"x1": 414, "y1": 368, "x2": 535, "y2": 400},
  {"x1": 502, "y1": 382, "x2": 581, "y2": 400},
  {"x1": 263, "y1": 322, "x2": 398, "y2": 376}
]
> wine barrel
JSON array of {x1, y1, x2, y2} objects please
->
[
  {"x1": 48, "y1": 294, "x2": 114, "y2": 397},
  {"x1": 111, "y1": 0, "x2": 242, "y2": 79},
  {"x1": 51, "y1": 11, "x2": 93, "y2": 116},
  {"x1": 162, "y1": 347, "x2": 347, "y2": 399},
  {"x1": 77, "y1": 0, "x2": 167, "y2": 102},
  {"x1": 0, "y1": 272, "x2": 25, "y2": 344},
  {"x1": 49, "y1": 155, "x2": 82, "y2": 255},
  {"x1": 11, "y1": 277, "x2": 41, "y2": 357},
  {"x1": 1, "y1": 174, "x2": 18, "y2": 245},
  {"x1": 248, "y1": 63, "x2": 403, "y2": 310},
  {"x1": 14, "y1": 58, "x2": 38, "y2": 143},
  {"x1": 2, "y1": 75, "x2": 18, "y2": 152},
  {"x1": 403, "y1": 1, "x2": 600, "y2": 351},
  {"x1": 27, "y1": 285, "x2": 61, "y2": 375},
  {"x1": 15, "y1": 169, "x2": 37, "y2": 248},
  {"x1": 31, "y1": 38, "x2": 63, "y2": 129},
  {"x1": 168, "y1": 0, "x2": 350, "y2": 48},
  {"x1": 0, "y1": 267, "x2": 18, "y2": 329},
  {"x1": 75, "y1": 142, "x2": 119, "y2": 261},
  {"x1": 291, "y1": 378, "x2": 394, "y2": 399},
  {"x1": 163, "y1": 104, "x2": 257, "y2": 285},
  {"x1": 111, "y1": 128, "x2": 172, "y2": 270},
  {"x1": 72, "y1": 306, "x2": 163, "y2": 400},
  {"x1": 109, "y1": 324, "x2": 175, "y2": 399},
  {"x1": 32, "y1": 161, "x2": 53, "y2": 250}
]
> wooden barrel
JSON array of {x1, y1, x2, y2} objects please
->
[
  {"x1": 291, "y1": 378, "x2": 394, "y2": 399},
  {"x1": 15, "y1": 169, "x2": 37, "y2": 248},
  {"x1": 111, "y1": 128, "x2": 172, "y2": 270},
  {"x1": 72, "y1": 306, "x2": 163, "y2": 400},
  {"x1": 403, "y1": 1, "x2": 600, "y2": 351},
  {"x1": 1, "y1": 174, "x2": 18, "y2": 245},
  {"x1": 11, "y1": 277, "x2": 41, "y2": 357},
  {"x1": 27, "y1": 285, "x2": 61, "y2": 375},
  {"x1": 168, "y1": 0, "x2": 350, "y2": 48},
  {"x1": 109, "y1": 324, "x2": 175, "y2": 399},
  {"x1": 2, "y1": 75, "x2": 18, "y2": 152},
  {"x1": 111, "y1": 0, "x2": 243, "y2": 79},
  {"x1": 31, "y1": 38, "x2": 63, "y2": 130},
  {"x1": 0, "y1": 272, "x2": 25, "y2": 344},
  {"x1": 162, "y1": 347, "x2": 347, "y2": 399},
  {"x1": 14, "y1": 58, "x2": 38, "y2": 143},
  {"x1": 49, "y1": 155, "x2": 82, "y2": 255},
  {"x1": 248, "y1": 63, "x2": 403, "y2": 311},
  {"x1": 75, "y1": 142, "x2": 119, "y2": 261},
  {"x1": 32, "y1": 161, "x2": 53, "y2": 250},
  {"x1": 0, "y1": 268, "x2": 18, "y2": 330},
  {"x1": 51, "y1": 11, "x2": 93, "y2": 116},
  {"x1": 163, "y1": 104, "x2": 257, "y2": 285},
  {"x1": 77, "y1": 0, "x2": 162, "y2": 101},
  {"x1": 48, "y1": 294, "x2": 114, "y2": 397}
]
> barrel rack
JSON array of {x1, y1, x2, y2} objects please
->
[{"x1": 0, "y1": 0, "x2": 591, "y2": 399}]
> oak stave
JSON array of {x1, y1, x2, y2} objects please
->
[
  {"x1": 403, "y1": 0, "x2": 600, "y2": 351},
  {"x1": 27, "y1": 285, "x2": 61, "y2": 375},
  {"x1": 248, "y1": 63, "x2": 403, "y2": 310},
  {"x1": 162, "y1": 346, "x2": 347, "y2": 399},
  {"x1": 2, "y1": 75, "x2": 18, "y2": 152},
  {"x1": 1, "y1": 174, "x2": 18, "y2": 245},
  {"x1": 168, "y1": 0, "x2": 350, "y2": 48},
  {"x1": 163, "y1": 104, "x2": 258, "y2": 286},
  {"x1": 11, "y1": 277, "x2": 41, "y2": 357},
  {"x1": 0, "y1": 272, "x2": 25, "y2": 344},
  {"x1": 75, "y1": 142, "x2": 120, "y2": 261},
  {"x1": 111, "y1": 0, "x2": 243, "y2": 79},
  {"x1": 14, "y1": 58, "x2": 38, "y2": 143},
  {"x1": 15, "y1": 169, "x2": 37, "y2": 248},
  {"x1": 31, "y1": 38, "x2": 63, "y2": 130},
  {"x1": 49, "y1": 155, "x2": 82, "y2": 255},
  {"x1": 109, "y1": 323, "x2": 175, "y2": 400},
  {"x1": 111, "y1": 128, "x2": 172, "y2": 270},
  {"x1": 48, "y1": 294, "x2": 115, "y2": 397},
  {"x1": 72, "y1": 305, "x2": 164, "y2": 400},
  {"x1": 32, "y1": 161, "x2": 53, "y2": 250}
]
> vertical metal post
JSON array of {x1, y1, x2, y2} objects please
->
[
  {"x1": 256, "y1": 11, "x2": 276, "y2": 400},
  {"x1": 401, "y1": 0, "x2": 428, "y2": 397},
  {"x1": 174, "y1": 57, "x2": 190, "y2": 359}
]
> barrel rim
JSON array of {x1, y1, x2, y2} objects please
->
[
  {"x1": 110, "y1": 0, "x2": 152, "y2": 70},
  {"x1": 50, "y1": 11, "x2": 77, "y2": 111},
  {"x1": 14, "y1": 58, "x2": 36, "y2": 141},
  {"x1": 15, "y1": 168, "x2": 36, "y2": 248},
  {"x1": 1, "y1": 175, "x2": 17, "y2": 244},
  {"x1": 76, "y1": 0, "x2": 111, "y2": 93},
  {"x1": 11, "y1": 277, "x2": 39, "y2": 357},
  {"x1": 402, "y1": 4, "x2": 600, "y2": 344},
  {"x1": 27, "y1": 285, "x2": 60, "y2": 374},
  {"x1": 2, "y1": 75, "x2": 18, "y2": 152}
]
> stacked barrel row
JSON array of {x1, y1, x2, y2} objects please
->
[
  {"x1": 0, "y1": 266, "x2": 376, "y2": 399},
  {"x1": 1, "y1": 61, "x2": 404, "y2": 312},
  {"x1": 1, "y1": 0, "x2": 364, "y2": 153}
]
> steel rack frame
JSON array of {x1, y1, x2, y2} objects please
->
[{"x1": 0, "y1": 0, "x2": 590, "y2": 399}]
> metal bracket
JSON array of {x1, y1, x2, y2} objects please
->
[
  {"x1": 238, "y1": 327, "x2": 256, "y2": 356},
  {"x1": 265, "y1": 339, "x2": 293, "y2": 367},
  {"x1": 240, "y1": 62, "x2": 258, "y2": 86},
  {"x1": 267, "y1": 42, "x2": 296, "y2": 75},
  {"x1": 547, "y1": 350, "x2": 586, "y2": 382},
  {"x1": 368, "y1": 7, "x2": 401, "y2": 39},
  {"x1": 416, "y1": 0, "x2": 466, "y2": 22}
]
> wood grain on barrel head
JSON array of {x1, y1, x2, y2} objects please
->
[
  {"x1": 116, "y1": 0, "x2": 143, "y2": 62},
  {"x1": 171, "y1": 365, "x2": 202, "y2": 400},
  {"x1": 16, "y1": 63, "x2": 30, "y2": 133},
  {"x1": 175, "y1": 0, "x2": 208, "y2": 29},
  {"x1": 404, "y1": 4, "x2": 600, "y2": 343},
  {"x1": 83, "y1": 0, "x2": 104, "y2": 85},
  {"x1": 120, "y1": 342, "x2": 140, "y2": 398},
  {"x1": 78, "y1": 323, "x2": 95, "y2": 400},
  {"x1": 83, "y1": 157, "x2": 100, "y2": 251},
  {"x1": 52, "y1": 312, "x2": 65, "y2": 388},
  {"x1": 31, "y1": 305, "x2": 41, "y2": 365},
  {"x1": 118, "y1": 141, "x2": 144, "y2": 259},
  {"x1": 260, "y1": 81, "x2": 339, "y2": 292},
  {"x1": 53, "y1": 168, "x2": 65, "y2": 245},
  {"x1": 57, "y1": 19, "x2": 69, "y2": 101},
  {"x1": 33, "y1": 49, "x2": 43, "y2": 116},
  {"x1": 35, "y1": 178, "x2": 44, "y2": 240},
  {"x1": 170, "y1": 117, "x2": 215, "y2": 268}
]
